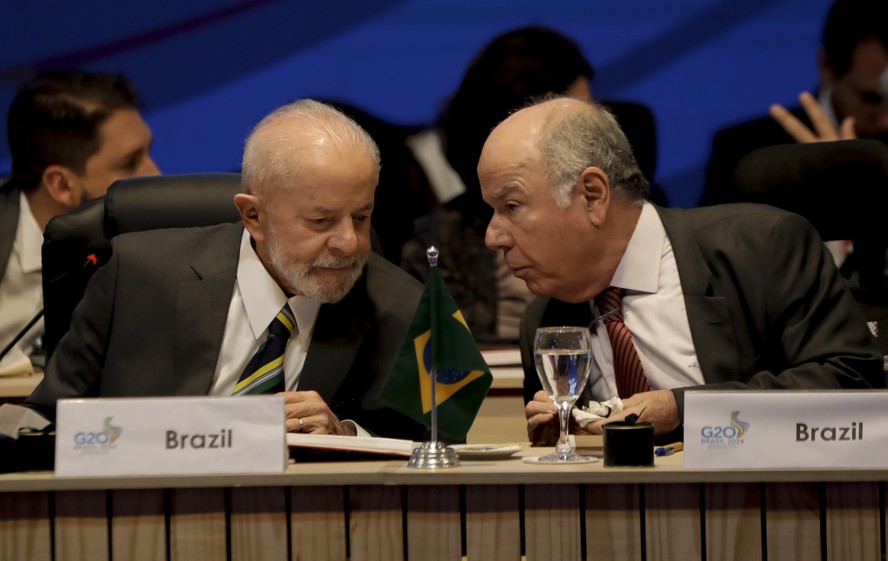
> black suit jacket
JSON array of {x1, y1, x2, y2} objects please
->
[
  {"x1": 700, "y1": 107, "x2": 808, "y2": 207},
  {"x1": 27, "y1": 223, "x2": 429, "y2": 441},
  {"x1": 521, "y1": 204, "x2": 884, "y2": 422}
]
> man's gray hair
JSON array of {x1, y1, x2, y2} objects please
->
[
  {"x1": 241, "y1": 99, "x2": 381, "y2": 194},
  {"x1": 539, "y1": 97, "x2": 648, "y2": 207}
]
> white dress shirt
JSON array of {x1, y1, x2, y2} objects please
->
[
  {"x1": 586, "y1": 202, "x2": 704, "y2": 400},
  {"x1": 0, "y1": 192, "x2": 44, "y2": 358},
  {"x1": 209, "y1": 230, "x2": 321, "y2": 395}
]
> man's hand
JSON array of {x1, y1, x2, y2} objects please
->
[
  {"x1": 770, "y1": 91, "x2": 856, "y2": 143},
  {"x1": 525, "y1": 390, "x2": 559, "y2": 445},
  {"x1": 525, "y1": 388, "x2": 680, "y2": 444},
  {"x1": 280, "y1": 390, "x2": 357, "y2": 436},
  {"x1": 588, "y1": 390, "x2": 680, "y2": 437},
  {"x1": 525, "y1": 390, "x2": 595, "y2": 444}
]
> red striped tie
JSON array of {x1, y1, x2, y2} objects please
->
[{"x1": 596, "y1": 287, "x2": 652, "y2": 398}]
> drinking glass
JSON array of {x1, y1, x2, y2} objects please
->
[{"x1": 533, "y1": 326, "x2": 595, "y2": 463}]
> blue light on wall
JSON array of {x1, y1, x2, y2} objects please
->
[{"x1": 0, "y1": 0, "x2": 833, "y2": 207}]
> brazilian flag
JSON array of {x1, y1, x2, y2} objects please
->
[{"x1": 379, "y1": 267, "x2": 492, "y2": 441}]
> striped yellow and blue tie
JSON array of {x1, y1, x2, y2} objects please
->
[{"x1": 232, "y1": 304, "x2": 296, "y2": 395}]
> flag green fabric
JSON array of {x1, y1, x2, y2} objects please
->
[{"x1": 379, "y1": 267, "x2": 492, "y2": 441}]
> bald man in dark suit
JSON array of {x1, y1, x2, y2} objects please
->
[{"x1": 477, "y1": 96, "x2": 882, "y2": 444}]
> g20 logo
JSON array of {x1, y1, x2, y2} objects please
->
[
  {"x1": 74, "y1": 431, "x2": 112, "y2": 445},
  {"x1": 700, "y1": 410, "x2": 749, "y2": 441},
  {"x1": 73, "y1": 416, "x2": 123, "y2": 447}
]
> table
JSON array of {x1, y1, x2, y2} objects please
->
[
  {"x1": 1, "y1": 449, "x2": 884, "y2": 561},
  {"x1": 0, "y1": 373, "x2": 41, "y2": 404}
]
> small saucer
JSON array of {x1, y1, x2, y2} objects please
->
[
  {"x1": 449, "y1": 444, "x2": 523, "y2": 460},
  {"x1": 521, "y1": 455, "x2": 598, "y2": 464}
]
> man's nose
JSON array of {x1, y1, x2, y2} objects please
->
[
  {"x1": 140, "y1": 155, "x2": 161, "y2": 177},
  {"x1": 485, "y1": 217, "x2": 511, "y2": 250},
  {"x1": 328, "y1": 220, "x2": 360, "y2": 254}
]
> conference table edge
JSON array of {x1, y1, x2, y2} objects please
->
[{"x1": 1, "y1": 454, "x2": 887, "y2": 491}]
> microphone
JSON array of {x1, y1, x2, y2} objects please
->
[{"x1": 0, "y1": 254, "x2": 99, "y2": 362}]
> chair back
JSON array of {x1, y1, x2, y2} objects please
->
[
  {"x1": 104, "y1": 173, "x2": 242, "y2": 238},
  {"x1": 42, "y1": 173, "x2": 242, "y2": 358},
  {"x1": 732, "y1": 139, "x2": 888, "y2": 355},
  {"x1": 732, "y1": 139, "x2": 888, "y2": 244}
]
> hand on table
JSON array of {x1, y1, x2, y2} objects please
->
[
  {"x1": 526, "y1": 390, "x2": 561, "y2": 445},
  {"x1": 769, "y1": 91, "x2": 856, "y2": 143},
  {"x1": 280, "y1": 390, "x2": 357, "y2": 436},
  {"x1": 525, "y1": 389, "x2": 594, "y2": 445},
  {"x1": 525, "y1": 388, "x2": 680, "y2": 444},
  {"x1": 589, "y1": 390, "x2": 680, "y2": 438}
]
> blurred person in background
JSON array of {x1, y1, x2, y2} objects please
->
[
  {"x1": 701, "y1": 0, "x2": 888, "y2": 207},
  {"x1": 0, "y1": 70, "x2": 159, "y2": 363},
  {"x1": 401, "y1": 25, "x2": 663, "y2": 341}
]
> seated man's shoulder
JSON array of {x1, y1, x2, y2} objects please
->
[
  {"x1": 115, "y1": 222, "x2": 241, "y2": 251},
  {"x1": 367, "y1": 252, "x2": 423, "y2": 292},
  {"x1": 679, "y1": 203, "x2": 797, "y2": 226},
  {"x1": 673, "y1": 205, "x2": 816, "y2": 252}
]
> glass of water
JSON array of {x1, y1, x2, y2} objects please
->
[{"x1": 533, "y1": 326, "x2": 595, "y2": 463}]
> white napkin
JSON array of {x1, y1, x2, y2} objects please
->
[{"x1": 572, "y1": 397, "x2": 624, "y2": 428}]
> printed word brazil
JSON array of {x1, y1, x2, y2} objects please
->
[
  {"x1": 796, "y1": 422, "x2": 863, "y2": 442},
  {"x1": 166, "y1": 429, "x2": 233, "y2": 449}
]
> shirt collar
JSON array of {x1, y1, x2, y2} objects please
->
[
  {"x1": 17, "y1": 191, "x2": 43, "y2": 274},
  {"x1": 818, "y1": 86, "x2": 839, "y2": 129},
  {"x1": 236, "y1": 230, "x2": 321, "y2": 339},
  {"x1": 608, "y1": 201, "x2": 664, "y2": 294}
]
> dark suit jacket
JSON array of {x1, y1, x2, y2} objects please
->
[
  {"x1": 520, "y1": 204, "x2": 884, "y2": 422},
  {"x1": 26, "y1": 223, "x2": 429, "y2": 441},
  {"x1": 700, "y1": 107, "x2": 808, "y2": 207},
  {"x1": 0, "y1": 181, "x2": 20, "y2": 279}
]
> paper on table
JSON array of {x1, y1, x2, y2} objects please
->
[
  {"x1": 480, "y1": 347, "x2": 522, "y2": 367},
  {"x1": 287, "y1": 432, "x2": 416, "y2": 457},
  {"x1": 0, "y1": 403, "x2": 51, "y2": 439}
]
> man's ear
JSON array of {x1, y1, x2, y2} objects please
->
[
  {"x1": 42, "y1": 165, "x2": 82, "y2": 210},
  {"x1": 234, "y1": 193, "x2": 265, "y2": 242},
  {"x1": 578, "y1": 166, "x2": 610, "y2": 228}
]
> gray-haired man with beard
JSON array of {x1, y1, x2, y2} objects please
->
[{"x1": 26, "y1": 100, "x2": 428, "y2": 441}]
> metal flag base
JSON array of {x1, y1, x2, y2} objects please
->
[{"x1": 406, "y1": 440, "x2": 460, "y2": 469}]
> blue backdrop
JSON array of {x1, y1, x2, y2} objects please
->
[{"x1": 1, "y1": 0, "x2": 832, "y2": 208}]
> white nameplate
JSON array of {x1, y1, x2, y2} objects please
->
[
  {"x1": 55, "y1": 396, "x2": 286, "y2": 477},
  {"x1": 684, "y1": 390, "x2": 888, "y2": 469}
]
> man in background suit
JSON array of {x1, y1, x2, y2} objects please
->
[
  {"x1": 700, "y1": 0, "x2": 888, "y2": 206},
  {"x1": 26, "y1": 99, "x2": 428, "y2": 441},
  {"x1": 0, "y1": 70, "x2": 159, "y2": 359},
  {"x1": 478, "y1": 96, "x2": 882, "y2": 443}
]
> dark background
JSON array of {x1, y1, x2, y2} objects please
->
[{"x1": 0, "y1": 0, "x2": 832, "y2": 208}]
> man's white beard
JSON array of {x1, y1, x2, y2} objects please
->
[{"x1": 267, "y1": 231, "x2": 366, "y2": 304}]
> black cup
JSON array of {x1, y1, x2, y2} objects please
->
[{"x1": 603, "y1": 421, "x2": 654, "y2": 467}]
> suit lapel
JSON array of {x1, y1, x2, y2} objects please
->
[
  {"x1": 656, "y1": 207, "x2": 739, "y2": 382},
  {"x1": 174, "y1": 226, "x2": 240, "y2": 394},
  {"x1": 298, "y1": 275, "x2": 371, "y2": 403}
]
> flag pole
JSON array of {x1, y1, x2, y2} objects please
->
[
  {"x1": 428, "y1": 248, "x2": 439, "y2": 448},
  {"x1": 406, "y1": 246, "x2": 460, "y2": 468}
]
